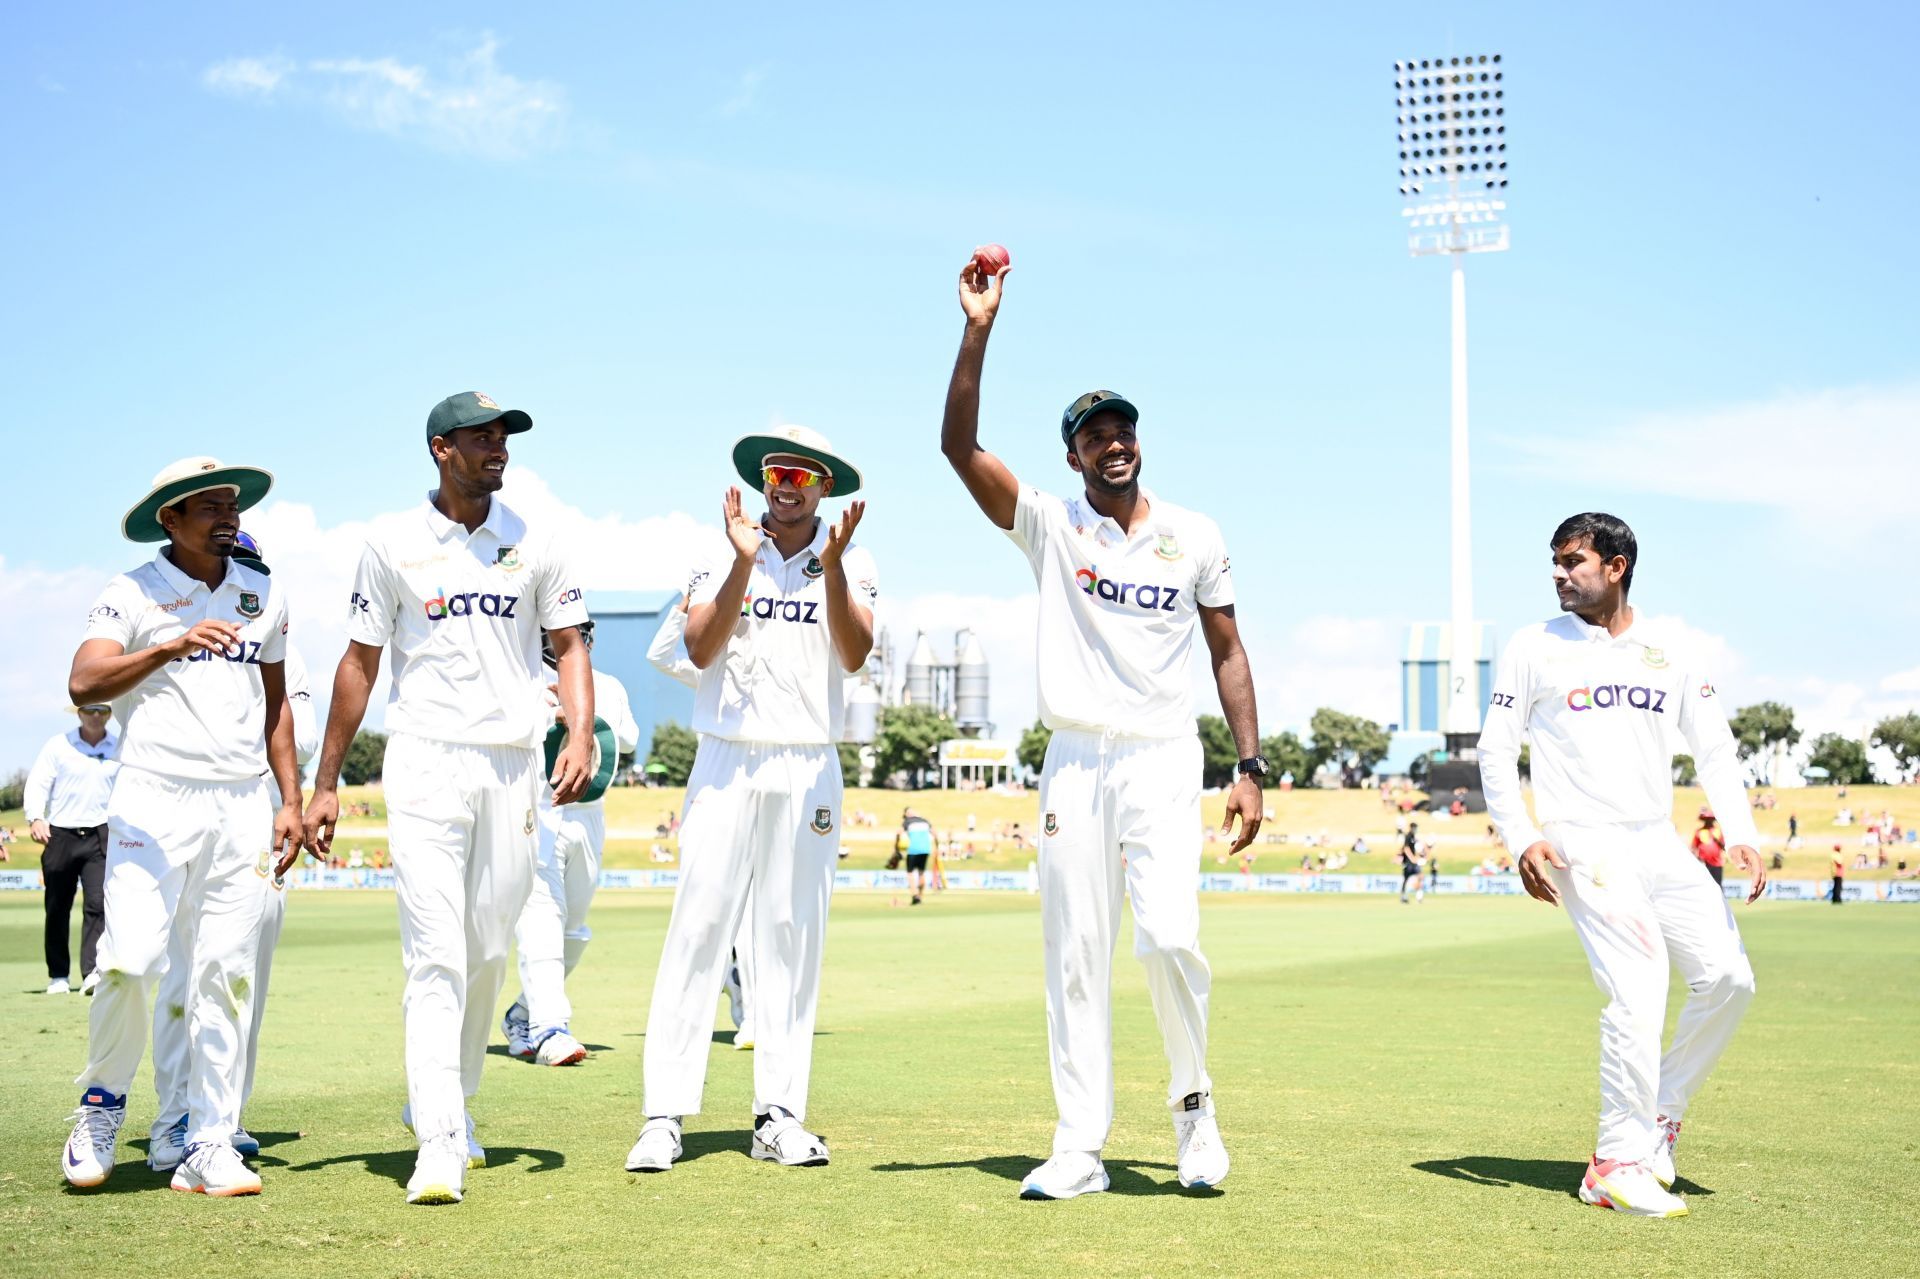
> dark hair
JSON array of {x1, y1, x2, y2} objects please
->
[{"x1": 1551, "y1": 511, "x2": 1637, "y2": 594}]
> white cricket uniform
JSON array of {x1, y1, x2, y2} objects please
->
[
  {"x1": 75, "y1": 553, "x2": 286, "y2": 1151},
  {"x1": 1477, "y1": 612, "x2": 1758, "y2": 1162},
  {"x1": 642, "y1": 524, "x2": 877, "y2": 1123},
  {"x1": 649, "y1": 602, "x2": 758, "y2": 1039},
  {"x1": 1008, "y1": 483, "x2": 1234, "y2": 1155},
  {"x1": 347, "y1": 497, "x2": 588, "y2": 1143},
  {"x1": 514, "y1": 667, "x2": 640, "y2": 1041},
  {"x1": 153, "y1": 643, "x2": 316, "y2": 1128}
]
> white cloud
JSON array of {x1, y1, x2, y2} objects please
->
[
  {"x1": 201, "y1": 36, "x2": 565, "y2": 159},
  {"x1": 719, "y1": 67, "x2": 767, "y2": 118},
  {"x1": 1502, "y1": 383, "x2": 1920, "y2": 554},
  {"x1": 1254, "y1": 615, "x2": 1403, "y2": 733},
  {"x1": 1881, "y1": 666, "x2": 1920, "y2": 694}
]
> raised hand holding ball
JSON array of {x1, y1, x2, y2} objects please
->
[{"x1": 972, "y1": 243, "x2": 1011, "y2": 276}]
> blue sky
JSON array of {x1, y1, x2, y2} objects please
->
[{"x1": 3, "y1": 1, "x2": 1916, "y2": 771}]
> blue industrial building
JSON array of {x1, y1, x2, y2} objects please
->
[
  {"x1": 1400, "y1": 621, "x2": 1495, "y2": 735},
  {"x1": 585, "y1": 590, "x2": 694, "y2": 754}
]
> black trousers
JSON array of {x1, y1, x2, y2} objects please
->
[
  {"x1": 43, "y1": 824, "x2": 107, "y2": 980},
  {"x1": 1706, "y1": 863, "x2": 1724, "y2": 886}
]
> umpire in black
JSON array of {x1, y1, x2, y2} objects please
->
[{"x1": 24, "y1": 704, "x2": 119, "y2": 994}]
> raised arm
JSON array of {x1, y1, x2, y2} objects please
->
[
  {"x1": 685, "y1": 488, "x2": 763, "y2": 670},
  {"x1": 820, "y1": 502, "x2": 875, "y2": 673},
  {"x1": 941, "y1": 259, "x2": 1020, "y2": 531}
]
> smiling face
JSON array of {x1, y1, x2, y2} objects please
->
[
  {"x1": 761, "y1": 452, "x2": 832, "y2": 530},
  {"x1": 1066, "y1": 411, "x2": 1142, "y2": 498},
  {"x1": 158, "y1": 488, "x2": 242, "y2": 558},
  {"x1": 1551, "y1": 535, "x2": 1628, "y2": 616},
  {"x1": 433, "y1": 422, "x2": 510, "y2": 496}
]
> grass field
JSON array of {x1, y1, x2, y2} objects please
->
[{"x1": 0, "y1": 889, "x2": 1914, "y2": 1278}]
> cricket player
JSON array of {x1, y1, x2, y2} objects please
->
[
  {"x1": 940, "y1": 258, "x2": 1265, "y2": 1198},
  {"x1": 500, "y1": 620, "x2": 641, "y2": 1066},
  {"x1": 646, "y1": 595, "x2": 758, "y2": 1050},
  {"x1": 1478, "y1": 511, "x2": 1765, "y2": 1218},
  {"x1": 299, "y1": 392, "x2": 595, "y2": 1206},
  {"x1": 61, "y1": 458, "x2": 302, "y2": 1197},
  {"x1": 626, "y1": 425, "x2": 875, "y2": 1173},
  {"x1": 148, "y1": 531, "x2": 317, "y2": 1170}
]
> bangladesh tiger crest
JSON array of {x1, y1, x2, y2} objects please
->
[
  {"x1": 237, "y1": 591, "x2": 263, "y2": 618},
  {"x1": 810, "y1": 806, "x2": 834, "y2": 835},
  {"x1": 1153, "y1": 534, "x2": 1183, "y2": 562},
  {"x1": 803, "y1": 556, "x2": 825, "y2": 580},
  {"x1": 1043, "y1": 812, "x2": 1058, "y2": 837},
  {"x1": 524, "y1": 808, "x2": 536, "y2": 835},
  {"x1": 496, "y1": 545, "x2": 523, "y2": 573},
  {"x1": 254, "y1": 850, "x2": 272, "y2": 878},
  {"x1": 1641, "y1": 647, "x2": 1669, "y2": 670}
]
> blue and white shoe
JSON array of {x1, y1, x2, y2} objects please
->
[
  {"x1": 63, "y1": 1088, "x2": 125, "y2": 1188},
  {"x1": 231, "y1": 1125, "x2": 261, "y2": 1158},
  {"x1": 502, "y1": 1000, "x2": 533, "y2": 1060},
  {"x1": 533, "y1": 1029, "x2": 588, "y2": 1067},
  {"x1": 148, "y1": 1114, "x2": 189, "y2": 1172}
]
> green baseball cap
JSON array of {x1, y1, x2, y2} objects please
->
[
  {"x1": 1060, "y1": 390, "x2": 1138, "y2": 444},
  {"x1": 426, "y1": 392, "x2": 532, "y2": 443}
]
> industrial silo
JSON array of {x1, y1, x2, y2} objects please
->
[
  {"x1": 904, "y1": 631, "x2": 937, "y2": 707},
  {"x1": 955, "y1": 628, "x2": 990, "y2": 736}
]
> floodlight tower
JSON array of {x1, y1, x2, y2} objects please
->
[{"x1": 1395, "y1": 53, "x2": 1508, "y2": 757}]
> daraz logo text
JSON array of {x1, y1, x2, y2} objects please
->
[
  {"x1": 740, "y1": 595, "x2": 820, "y2": 624},
  {"x1": 1074, "y1": 568, "x2": 1180, "y2": 612},
  {"x1": 424, "y1": 591, "x2": 520, "y2": 622},
  {"x1": 1566, "y1": 684, "x2": 1667, "y2": 713}
]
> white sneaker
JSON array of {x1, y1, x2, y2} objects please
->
[
  {"x1": 734, "y1": 1022, "x2": 755, "y2": 1052},
  {"x1": 1174, "y1": 1094, "x2": 1230, "y2": 1189},
  {"x1": 1650, "y1": 1116, "x2": 1682, "y2": 1188},
  {"x1": 400, "y1": 1103, "x2": 485, "y2": 1169},
  {"x1": 171, "y1": 1141, "x2": 262, "y2": 1196},
  {"x1": 1019, "y1": 1151, "x2": 1109, "y2": 1200},
  {"x1": 148, "y1": 1114, "x2": 188, "y2": 1172},
  {"x1": 625, "y1": 1117, "x2": 683, "y2": 1172},
  {"x1": 751, "y1": 1107, "x2": 829, "y2": 1167},
  {"x1": 1579, "y1": 1156, "x2": 1689, "y2": 1217},
  {"x1": 502, "y1": 1000, "x2": 533, "y2": 1059},
  {"x1": 46, "y1": 977, "x2": 70, "y2": 995},
  {"x1": 62, "y1": 1088, "x2": 125, "y2": 1188},
  {"x1": 80, "y1": 971, "x2": 100, "y2": 996},
  {"x1": 406, "y1": 1136, "x2": 467, "y2": 1205},
  {"x1": 534, "y1": 1029, "x2": 588, "y2": 1067},
  {"x1": 231, "y1": 1126, "x2": 261, "y2": 1158}
]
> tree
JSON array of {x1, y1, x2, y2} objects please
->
[
  {"x1": 1257, "y1": 731, "x2": 1313, "y2": 789},
  {"x1": 1307, "y1": 708, "x2": 1392, "y2": 786},
  {"x1": 341, "y1": 730, "x2": 388, "y2": 786},
  {"x1": 1728, "y1": 702, "x2": 1801, "y2": 782},
  {"x1": 0, "y1": 768, "x2": 25, "y2": 812},
  {"x1": 1870, "y1": 712, "x2": 1920, "y2": 782},
  {"x1": 1806, "y1": 733, "x2": 1872, "y2": 786},
  {"x1": 1196, "y1": 715, "x2": 1239, "y2": 788},
  {"x1": 646, "y1": 721, "x2": 699, "y2": 786},
  {"x1": 871, "y1": 704, "x2": 955, "y2": 789},
  {"x1": 1017, "y1": 720, "x2": 1053, "y2": 776},
  {"x1": 1672, "y1": 755, "x2": 1697, "y2": 786},
  {"x1": 836, "y1": 740, "x2": 865, "y2": 787}
]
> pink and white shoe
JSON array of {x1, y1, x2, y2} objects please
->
[
  {"x1": 1649, "y1": 1116, "x2": 1682, "y2": 1188},
  {"x1": 1579, "y1": 1155, "x2": 1688, "y2": 1217}
]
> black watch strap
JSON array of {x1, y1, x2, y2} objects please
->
[{"x1": 1237, "y1": 755, "x2": 1270, "y2": 778}]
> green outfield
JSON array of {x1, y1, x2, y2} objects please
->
[{"x1": 0, "y1": 890, "x2": 1913, "y2": 1278}]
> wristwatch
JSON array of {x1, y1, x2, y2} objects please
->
[{"x1": 1236, "y1": 755, "x2": 1271, "y2": 780}]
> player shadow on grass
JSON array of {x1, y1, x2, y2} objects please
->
[
  {"x1": 1413, "y1": 1156, "x2": 1716, "y2": 1199},
  {"x1": 289, "y1": 1146, "x2": 566, "y2": 1189},
  {"x1": 485, "y1": 1042, "x2": 618, "y2": 1058},
  {"x1": 872, "y1": 1154, "x2": 1211, "y2": 1197}
]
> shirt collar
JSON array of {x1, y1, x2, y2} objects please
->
[
  {"x1": 149, "y1": 550, "x2": 233, "y2": 599},
  {"x1": 759, "y1": 518, "x2": 829, "y2": 565},
  {"x1": 1568, "y1": 607, "x2": 1647, "y2": 647},
  {"x1": 421, "y1": 494, "x2": 506, "y2": 543},
  {"x1": 67, "y1": 728, "x2": 116, "y2": 754},
  {"x1": 1069, "y1": 486, "x2": 1160, "y2": 540}
]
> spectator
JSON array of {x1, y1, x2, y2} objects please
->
[
  {"x1": 1690, "y1": 809, "x2": 1727, "y2": 887},
  {"x1": 1829, "y1": 844, "x2": 1845, "y2": 905}
]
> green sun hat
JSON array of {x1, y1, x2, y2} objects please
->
[
  {"x1": 121, "y1": 456, "x2": 274, "y2": 544},
  {"x1": 544, "y1": 716, "x2": 620, "y2": 805},
  {"x1": 1060, "y1": 390, "x2": 1139, "y2": 445},
  {"x1": 426, "y1": 391, "x2": 532, "y2": 443},
  {"x1": 730, "y1": 424, "x2": 862, "y2": 496}
]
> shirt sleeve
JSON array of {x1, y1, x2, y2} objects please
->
[
  {"x1": 646, "y1": 607, "x2": 699, "y2": 689},
  {"x1": 604, "y1": 676, "x2": 642, "y2": 755},
  {"x1": 844, "y1": 545, "x2": 880, "y2": 613},
  {"x1": 685, "y1": 549, "x2": 726, "y2": 608},
  {"x1": 23, "y1": 737, "x2": 60, "y2": 822},
  {"x1": 285, "y1": 645, "x2": 319, "y2": 767},
  {"x1": 534, "y1": 537, "x2": 590, "y2": 632},
  {"x1": 1194, "y1": 519, "x2": 1235, "y2": 609},
  {"x1": 1477, "y1": 633, "x2": 1544, "y2": 858},
  {"x1": 1677, "y1": 669, "x2": 1761, "y2": 850},
  {"x1": 255, "y1": 585, "x2": 288, "y2": 664},
  {"x1": 82, "y1": 581, "x2": 135, "y2": 648},
  {"x1": 1004, "y1": 485, "x2": 1056, "y2": 577},
  {"x1": 345, "y1": 539, "x2": 400, "y2": 647}
]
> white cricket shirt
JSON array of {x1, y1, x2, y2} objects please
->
[
  {"x1": 647, "y1": 602, "x2": 698, "y2": 690},
  {"x1": 346, "y1": 496, "x2": 588, "y2": 748},
  {"x1": 688, "y1": 521, "x2": 879, "y2": 745},
  {"x1": 540, "y1": 666, "x2": 642, "y2": 811},
  {"x1": 1007, "y1": 484, "x2": 1233, "y2": 739},
  {"x1": 285, "y1": 642, "x2": 318, "y2": 769},
  {"x1": 1477, "y1": 611, "x2": 1760, "y2": 856},
  {"x1": 82, "y1": 553, "x2": 289, "y2": 783},
  {"x1": 24, "y1": 728, "x2": 120, "y2": 827}
]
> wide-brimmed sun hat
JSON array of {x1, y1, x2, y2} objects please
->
[
  {"x1": 121, "y1": 456, "x2": 273, "y2": 544},
  {"x1": 730, "y1": 424, "x2": 862, "y2": 496}
]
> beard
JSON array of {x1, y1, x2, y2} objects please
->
[{"x1": 1082, "y1": 455, "x2": 1142, "y2": 498}]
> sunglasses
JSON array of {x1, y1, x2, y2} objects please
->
[{"x1": 762, "y1": 464, "x2": 825, "y2": 489}]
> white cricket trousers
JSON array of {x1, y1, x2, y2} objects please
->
[
  {"x1": 644, "y1": 739, "x2": 840, "y2": 1122},
  {"x1": 77, "y1": 766, "x2": 268, "y2": 1150},
  {"x1": 385, "y1": 732, "x2": 539, "y2": 1145},
  {"x1": 514, "y1": 796, "x2": 606, "y2": 1038},
  {"x1": 153, "y1": 873, "x2": 285, "y2": 1127},
  {"x1": 1544, "y1": 819, "x2": 1757, "y2": 1162},
  {"x1": 1038, "y1": 730, "x2": 1212, "y2": 1156}
]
